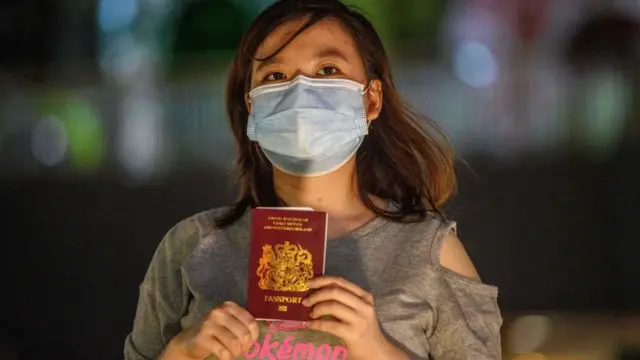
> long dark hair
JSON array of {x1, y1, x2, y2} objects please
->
[{"x1": 216, "y1": 0, "x2": 456, "y2": 227}]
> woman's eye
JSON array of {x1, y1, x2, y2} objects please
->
[
  {"x1": 317, "y1": 66, "x2": 340, "y2": 76},
  {"x1": 263, "y1": 72, "x2": 286, "y2": 82}
]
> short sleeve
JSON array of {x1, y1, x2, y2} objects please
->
[
  {"x1": 426, "y1": 221, "x2": 503, "y2": 360},
  {"x1": 124, "y1": 217, "x2": 203, "y2": 360}
]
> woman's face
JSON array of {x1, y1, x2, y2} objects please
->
[{"x1": 248, "y1": 16, "x2": 382, "y2": 121}]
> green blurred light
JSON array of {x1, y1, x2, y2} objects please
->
[
  {"x1": 584, "y1": 70, "x2": 629, "y2": 156},
  {"x1": 37, "y1": 93, "x2": 106, "y2": 173}
]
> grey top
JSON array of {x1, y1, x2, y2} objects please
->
[{"x1": 124, "y1": 207, "x2": 502, "y2": 360}]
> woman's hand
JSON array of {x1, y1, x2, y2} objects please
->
[
  {"x1": 302, "y1": 276, "x2": 411, "y2": 360},
  {"x1": 162, "y1": 301, "x2": 259, "y2": 360}
]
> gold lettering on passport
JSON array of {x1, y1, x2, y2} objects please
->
[
  {"x1": 264, "y1": 295, "x2": 303, "y2": 304},
  {"x1": 263, "y1": 216, "x2": 312, "y2": 232},
  {"x1": 257, "y1": 241, "x2": 313, "y2": 291}
]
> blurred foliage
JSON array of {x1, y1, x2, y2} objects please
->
[
  {"x1": 169, "y1": 0, "x2": 254, "y2": 70},
  {"x1": 387, "y1": 0, "x2": 448, "y2": 57},
  {"x1": 340, "y1": 0, "x2": 448, "y2": 57},
  {"x1": 167, "y1": 0, "x2": 447, "y2": 72}
]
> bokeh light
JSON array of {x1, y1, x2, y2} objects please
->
[
  {"x1": 508, "y1": 315, "x2": 552, "y2": 354},
  {"x1": 35, "y1": 94, "x2": 106, "y2": 173},
  {"x1": 98, "y1": 0, "x2": 139, "y2": 33},
  {"x1": 30, "y1": 116, "x2": 68, "y2": 167},
  {"x1": 453, "y1": 41, "x2": 499, "y2": 88}
]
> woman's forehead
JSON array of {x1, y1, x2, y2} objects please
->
[{"x1": 253, "y1": 17, "x2": 358, "y2": 61}]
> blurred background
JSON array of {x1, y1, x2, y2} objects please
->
[{"x1": 1, "y1": 0, "x2": 639, "y2": 359}]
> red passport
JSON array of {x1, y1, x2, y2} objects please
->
[{"x1": 246, "y1": 207, "x2": 328, "y2": 321}]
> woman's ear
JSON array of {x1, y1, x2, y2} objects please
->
[
  {"x1": 245, "y1": 94, "x2": 252, "y2": 113},
  {"x1": 365, "y1": 79, "x2": 383, "y2": 122}
]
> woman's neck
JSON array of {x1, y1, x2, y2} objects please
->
[{"x1": 272, "y1": 160, "x2": 379, "y2": 238}]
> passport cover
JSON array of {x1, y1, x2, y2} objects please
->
[{"x1": 246, "y1": 207, "x2": 328, "y2": 321}]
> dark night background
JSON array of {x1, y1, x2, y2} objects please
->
[{"x1": 1, "y1": 0, "x2": 639, "y2": 359}]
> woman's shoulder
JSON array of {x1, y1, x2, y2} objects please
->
[
  {"x1": 410, "y1": 213, "x2": 499, "y2": 297},
  {"x1": 383, "y1": 211, "x2": 456, "y2": 247},
  {"x1": 156, "y1": 206, "x2": 239, "y2": 260},
  {"x1": 384, "y1": 212, "x2": 497, "y2": 291}
]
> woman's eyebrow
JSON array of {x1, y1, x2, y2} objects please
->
[
  {"x1": 315, "y1": 47, "x2": 349, "y2": 62},
  {"x1": 254, "y1": 47, "x2": 349, "y2": 73},
  {"x1": 255, "y1": 56, "x2": 285, "y2": 73}
]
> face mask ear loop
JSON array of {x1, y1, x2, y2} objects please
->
[
  {"x1": 361, "y1": 80, "x2": 372, "y2": 95},
  {"x1": 362, "y1": 80, "x2": 378, "y2": 129}
]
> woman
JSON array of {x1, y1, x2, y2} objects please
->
[{"x1": 124, "y1": 0, "x2": 502, "y2": 359}]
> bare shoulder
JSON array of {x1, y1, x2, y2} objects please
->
[{"x1": 438, "y1": 230, "x2": 481, "y2": 281}]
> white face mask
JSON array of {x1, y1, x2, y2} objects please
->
[{"x1": 247, "y1": 75, "x2": 369, "y2": 177}]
